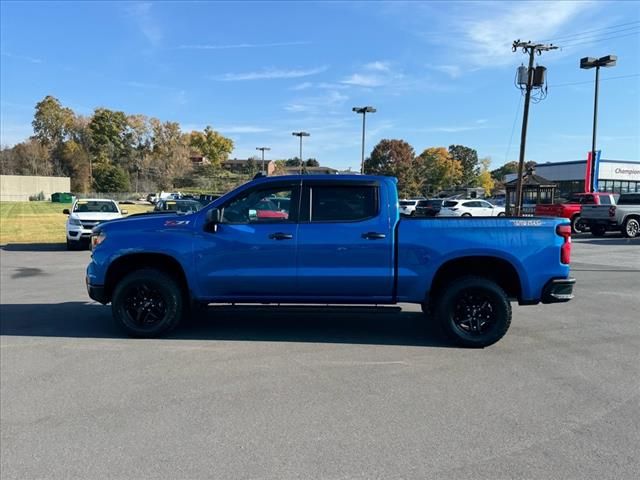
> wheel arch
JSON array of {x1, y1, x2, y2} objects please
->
[
  {"x1": 429, "y1": 256, "x2": 523, "y2": 302},
  {"x1": 104, "y1": 253, "x2": 190, "y2": 303}
]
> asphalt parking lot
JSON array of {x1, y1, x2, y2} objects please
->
[{"x1": 1, "y1": 236, "x2": 639, "y2": 479}]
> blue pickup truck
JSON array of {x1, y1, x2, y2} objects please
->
[{"x1": 86, "y1": 175, "x2": 575, "y2": 347}]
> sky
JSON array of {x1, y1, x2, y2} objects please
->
[{"x1": 1, "y1": 0, "x2": 639, "y2": 171}]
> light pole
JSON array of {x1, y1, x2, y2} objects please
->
[
  {"x1": 352, "y1": 106, "x2": 376, "y2": 174},
  {"x1": 580, "y1": 54, "x2": 617, "y2": 192},
  {"x1": 291, "y1": 131, "x2": 310, "y2": 174},
  {"x1": 256, "y1": 146, "x2": 271, "y2": 174}
]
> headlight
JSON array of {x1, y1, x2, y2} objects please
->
[
  {"x1": 69, "y1": 217, "x2": 82, "y2": 226},
  {"x1": 91, "y1": 230, "x2": 106, "y2": 250}
]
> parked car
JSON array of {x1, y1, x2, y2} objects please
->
[
  {"x1": 64, "y1": 199, "x2": 126, "y2": 250},
  {"x1": 154, "y1": 199, "x2": 202, "y2": 214},
  {"x1": 414, "y1": 199, "x2": 445, "y2": 217},
  {"x1": 399, "y1": 199, "x2": 419, "y2": 216},
  {"x1": 581, "y1": 193, "x2": 640, "y2": 238},
  {"x1": 86, "y1": 174, "x2": 574, "y2": 348},
  {"x1": 438, "y1": 199, "x2": 506, "y2": 217},
  {"x1": 534, "y1": 192, "x2": 617, "y2": 233},
  {"x1": 146, "y1": 193, "x2": 158, "y2": 204}
]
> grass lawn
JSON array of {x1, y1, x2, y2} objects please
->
[{"x1": 0, "y1": 202, "x2": 152, "y2": 244}]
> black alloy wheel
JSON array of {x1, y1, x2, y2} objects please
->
[
  {"x1": 436, "y1": 276, "x2": 511, "y2": 348},
  {"x1": 112, "y1": 269, "x2": 184, "y2": 337}
]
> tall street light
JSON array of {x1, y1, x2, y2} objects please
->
[
  {"x1": 580, "y1": 54, "x2": 617, "y2": 192},
  {"x1": 352, "y1": 106, "x2": 376, "y2": 174},
  {"x1": 256, "y1": 146, "x2": 270, "y2": 174},
  {"x1": 291, "y1": 131, "x2": 310, "y2": 174}
]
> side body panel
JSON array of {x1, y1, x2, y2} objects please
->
[{"x1": 396, "y1": 217, "x2": 571, "y2": 303}]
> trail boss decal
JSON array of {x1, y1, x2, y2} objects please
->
[
  {"x1": 510, "y1": 219, "x2": 543, "y2": 227},
  {"x1": 164, "y1": 220, "x2": 191, "y2": 227}
]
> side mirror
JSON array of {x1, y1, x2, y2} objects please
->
[
  {"x1": 205, "y1": 208, "x2": 221, "y2": 231},
  {"x1": 63, "y1": 209, "x2": 70, "y2": 215},
  {"x1": 121, "y1": 209, "x2": 128, "y2": 215}
]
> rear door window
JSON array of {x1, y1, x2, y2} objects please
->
[
  {"x1": 307, "y1": 185, "x2": 378, "y2": 222},
  {"x1": 443, "y1": 200, "x2": 458, "y2": 208},
  {"x1": 618, "y1": 194, "x2": 640, "y2": 205}
]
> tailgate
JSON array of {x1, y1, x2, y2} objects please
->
[{"x1": 581, "y1": 205, "x2": 612, "y2": 220}]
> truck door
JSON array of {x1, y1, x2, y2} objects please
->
[
  {"x1": 296, "y1": 180, "x2": 394, "y2": 301},
  {"x1": 194, "y1": 181, "x2": 300, "y2": 299}
]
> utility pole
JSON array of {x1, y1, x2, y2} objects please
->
[
  {"x1": 291, "y1": 132, "x2": 310, "y2": 174},
  {"x1": 352, "y1": 106, "x2": 376, "y2": 173},
  {"x1": 256, "y1": 147, "x2": 271, "y2": 174},
  {"x1": 512, "y1": 40, "x2": 557, "y2": 216}
]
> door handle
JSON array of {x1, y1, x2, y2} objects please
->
[
  {"x1": 362, "y1": 232, "x2": 386, "y2": 240},
  {"x1": 269, "y1": 232, "x2": 294, "y2": 240}
]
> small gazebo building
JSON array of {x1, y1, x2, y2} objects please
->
[{"x1": 505, "y1": 168, "x2": 557, "y2": 216}]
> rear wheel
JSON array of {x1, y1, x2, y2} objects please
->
[
  {"x1": 622, "y1": 217, "x2": 640, "y2": 238},
  {"x1": 461, "y1": 213, "x2": 472, "y2": 217},
  {"x1": 571, "y1": 215, "x2": 586, "y2": 234},
  {"x1": 497, "y1": 212, "x2": 506, "y2": 217},
  {"x1": 435, "y1": 276, "x2": 511, "y2": 348},
  {"x1": 591, "y1": 225, "x2": 606, "y2": 237},
  {"x1": 112, "y1": 269, "x2": 184, "y2": 337}
]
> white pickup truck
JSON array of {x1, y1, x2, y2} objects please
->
[
  {"x1": 581, "y1": 193, "x2": 640, "y2": 238},
  {"x1": 63, "y1": 199, "x2": 127, "y2": 249}
]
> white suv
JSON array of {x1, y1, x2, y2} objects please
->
[
  {"x1": 64, "y1": 199, "x2": 126, "y2": 250},
  {"x1": 438, "y1": 199, "x2": 506, "y2": 217}
]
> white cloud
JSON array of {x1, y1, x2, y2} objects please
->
[
  {"x1": 426, "y1": 64, "x2": 462, "y2": 78},
  {"x1": 178, "y1": 41, "x2": 310, "y2": 50},
  {"x1": 1, "y1": 52, "x2": 42, "y2": 64},
  {"x1": 364, "y1": 61, "x2": 390, "y2": 72},
  {"x1": 291, "y1": 82, "x2": 314, "y2": 90},
  {"x1": 285, "y1": 90, "x2": 349, "y2": 114},
  {"x1": 459, "y1": 2, "x2": 594, "y2": 66},
  {"x1": 210, "y1": 66, "x2": 328, "y2": 81},
  {"x1": 217, "y1": 125, "x2": 272, "y2": 134},
  {"x1": 341, "y1": 73, "x2": 387, "y2": 87},
  {"x1": 125, "y1": 2, "x2": 162, "y2": 46}
]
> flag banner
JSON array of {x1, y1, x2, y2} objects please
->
[
  {"x1": 585, "y1": 151, "x2": 593, "y2": 192},
  {"x1": 593, "y1": 150, "x2": 601, "y2": 192}
]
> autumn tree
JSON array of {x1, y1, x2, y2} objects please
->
[
  {"x1": 189, "y1": 126, "x2": 233, "y2": 168},
  {"x1": 32, "y1": 95, "x2": 74, "y2": 147},
  {"x1": 149, "y1": 119, "x2": 191, "y2": 189},
  {"x1": 365, "y1": 139, "x2": 419, "y2": 197},
  {"x1": 477, "y1": 157, "x2": 495, "y2": 196},
  {"x1": 448, "y1": 145, "x2": 479, "y2": 187},
  {"x1": 415, "y1": 147, "x2": 462, "y2": 195}
]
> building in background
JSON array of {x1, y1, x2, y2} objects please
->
[
  {"x1": 506, "y1": 159, "x2": 640, "y2": 197},
  {"x1": 0, "y1": 175, "x2": 71, "y2": 201}
]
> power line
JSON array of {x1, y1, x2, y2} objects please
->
[
  {"x1": 561, "y1": 30, "x2": 640, "y2": 48},
  {"x1": 549, "y1": 73, "x2": 640, "y2": 88},
  {"x1": 504, "y1": 94, "x2": 522, "y2": 164},
  {"x1": 543, "y1": 20, "x2": 640, "y2": 42},
  {"x1": 550, "y1": 25, "x2": 640, "y2": 43}
]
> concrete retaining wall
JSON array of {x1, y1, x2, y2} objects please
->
[{"x1": 0, "y1": 175, "x2": 71, "y2": 202}]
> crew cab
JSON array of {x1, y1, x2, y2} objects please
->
[
  {"x1": 86, "y1": 175, "x2": 575, "y2": 348},
  {"x1": 535, "y1": 192, "x2": 617, "y2": 233},
  {"x1": 581, "y1": 193, "x2": 640, "y2": 238},
  {"x1": 64, "y1": 199, "x2": 126, "y2": 250}
]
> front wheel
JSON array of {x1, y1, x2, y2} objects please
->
[
  {"x1": 112, "y1": 269, "x2": 184, "y2": 337},
  {"x1": 435, "y1": 276, "x2": 511, "y2": 348},
  {"x1": 622, "y1": 217, "x2": 640, "y2": 238},
  {"x1": 497, "y1": 212, "x2": 506, "y2": 217}
]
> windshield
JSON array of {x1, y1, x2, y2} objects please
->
[
  {"x1": 566, "y1": 194, "x2": 594, "y2": 204},
  {"x1": 73, "y1": 200, "x2": 118, "y2": 213}
]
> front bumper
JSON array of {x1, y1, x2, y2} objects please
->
[
  {"x1": 541, "y1": 278, "x2": 576, "y2": 304},
  {"x1": 67, "y1": 226, "x2": 93, "y2": 241},
  {"x1": 86, "y1": 278, "x2": 108, "y2": 304}
]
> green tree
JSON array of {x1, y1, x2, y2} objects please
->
[
  {"x1": 92, "y1": 163, "x2": 131, "y2": 192},
  {"x1": 365, "y1": 139, "x2": 419, "y2": 197},
  {"x1": 31, "y1": 95, "x2": 74, "y2": 147},
  {"x1": 448, "y1": 145, "x2": 479, "y2": 186},
  {"x1": 415, "y1": 147, "x2": 463, "y2": 195},
  {"x1": 149, "y1": 119, "x2": 191, "y2": 189},
  {"x1": 88, "y1": 108, "x2": 128, "y2": 164},
  {"x1": 305, "y1": 158, "x2": 319, "y2": 167},
  {"x1": 189, "y1": 126, "x2": 233, "y2": 168}
]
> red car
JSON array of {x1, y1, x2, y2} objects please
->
[
  {"x1": 535, "y1": 192, "x2": 616, "y2": 233},
  {"x1": 255, "y1": 199, "x2": 288, "y2": 220}
]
